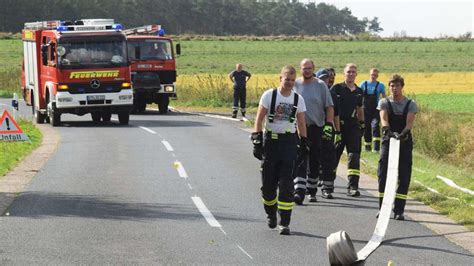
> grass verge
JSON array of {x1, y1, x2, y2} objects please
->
[
  {"x1": 360, "y1": 149, "x2": 473, "y2": 231},
  {"x1": 0, "y1": 119, "x2": 42, "y2": 177}
]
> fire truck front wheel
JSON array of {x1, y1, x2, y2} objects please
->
[
  {"x1": 118, "y1": 111, "x2": 130, "y2": 125},
  {"x1": 47, "y1": 100, "x2": 61, "y2": 127},
  {"x1": 158, "y1": 95, "x2": 170, "y2": 114}
]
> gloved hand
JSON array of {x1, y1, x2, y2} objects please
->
[
  {"x1": 397, "y1": 128, "x2": 411, "y2": 142},
  {"x1": 298, "y1": 136, "x2": 311, "y2": 157},
  {"x1": 359, "y1": 121, "x2": 365, "y2": 136},
  {"x1": 382, "y1": 126, "x2": 397, "y2": 140},
  {"x1": 334, "y1": 131, "x2": 342, "y2": 149},
  {"x1": 250, "y1": 132, "x2": 264, "y2": 160},
  {"x1": 322, "y1": 122, "x2": 334, "y2": 141}
]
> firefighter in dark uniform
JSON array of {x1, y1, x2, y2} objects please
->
[
  {"x1": 229, "y1": 63, "x2": 251, "y2": 118},
  {"x1": 251, "y1": 65, "x2": 307, "y2": 235},
  {"x1": 360, "y1": 68, "x2": 386, "y2": 152},
  {"x1": 314, "y1": 68, "x2": 340, "y2": 199},
  {"x1": 330, "y1": 63, "x2": 364, "y2": 197},
  {"x1": 377, "y1": 74, "x2": 417, "y2": 220}
]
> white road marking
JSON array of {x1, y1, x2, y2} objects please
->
[
  {"x1": 139, "y1": 126, "x2": 157, "y2": 134},
  {"x1": 161, "y1": 140, "x2": 174, "y2": 151},
  {"x1": 237, "y1": 245, "x2": 253, "y2": 260},
  {"x1": 436, "y1": 175, "x2": 474, "y2": 195},
  {"x1": 169, "y1": 107, "x2": 241, "y2": 121},
  {"x1": 174, "y1": 161, "x2": 188, "y2": 179},
  {"x1": 219, "y1": 227, "x2": 227, "y2": 235},
  {"x1": 187, "y1": 183, "x2": 193, "y2": 190},
  {"x1": 191, "y1": 196, "x2": 221, "y2": 227},
  {"x1": 203, "y1": 113, "x2": 240, "y2": 121}
]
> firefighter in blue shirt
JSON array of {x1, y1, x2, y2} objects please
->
[{"x1": 359, "y1": 68, "x2": 386, "y2": 152}]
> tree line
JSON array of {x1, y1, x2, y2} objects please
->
[{"x1": 0, "y1": 0, "x2": 382, "y2": 35}]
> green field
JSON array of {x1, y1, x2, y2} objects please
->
[
  {"x1": 413, "y1": 93, "x2": 474, "y2": 114},
  {"x1": 175, "y1": 40, "x2": 474, "y2": 74}
]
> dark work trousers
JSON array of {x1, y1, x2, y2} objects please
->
[
  {"x1": 233, "y1": 87, "x2": 246, "y2": 111},
  {"x1": 294, "y1": 125, "x2": 335, "y2": 196},
  {"x1": 261, "y1": 134, "x2": 297, "y2": 227},
  {"x1": 377, "y1": 137, "x2": 413, "y2": 215},
  {"x1": 294, "y1": 125, "x2": 321, "y2": 196},
  {"x1": 363, "y1": 107, "x2": 381, "y2": 151},
  {"x1": 334, "y1": 120, "x2": 362, "y2": 190},
  {"x1": 321, "y1": 130, "x2": 336, "y2": 193}
]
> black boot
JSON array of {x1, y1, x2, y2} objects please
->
[{"x1": 264, "y1": 204, "x2": 277, "y2": 229}]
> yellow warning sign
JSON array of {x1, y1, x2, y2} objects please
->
[{"x1": 0, "y1": 110, "x2": 30, "y2": 142}]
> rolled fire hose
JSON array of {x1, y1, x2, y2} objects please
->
[{"x1": 327, "y1": 138, "x2": 400, "y2": 265}]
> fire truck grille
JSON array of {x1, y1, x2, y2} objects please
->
[
  {"x1": 132, "y1": 70, "x2": 177, "y2": 89},
  {"x1": 68, "y1": 82, "x2": 123, "y2": 94}
]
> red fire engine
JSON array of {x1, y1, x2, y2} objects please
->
[
  {"x1": 21, "y1": 19, "x2": 133, "y2": 126},
  {"x1": 124, "y1": 25, "x2": 180, "y2": 113}
]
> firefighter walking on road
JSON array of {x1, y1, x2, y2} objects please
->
[
  {"x1": 316, "y1": 68, "x2": 340, "y2": 199},
  {"x1": 293, "y1": 60, "x2": 334, "y2": 204},
  {"x1": 331, "y1": 63, "x2": 364, "y2": 197},
  {"x1": 251, "y1": 65, "x2": 307, "y2": 235},
  {"x1": 360, "y1": 68, "x2": 386, "y2": 152},
  {"x1": 377, "y1": 74, "x2": 417, "y2": 220},
  {"x1": 229, "y1": 63, "x2": 251, "y2": 118}
]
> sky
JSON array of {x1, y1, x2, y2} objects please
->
[{"x1": 301, "y1": 0, "x2": 473, "y2": 38}]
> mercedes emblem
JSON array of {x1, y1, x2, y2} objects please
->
[{"x1": 90, "y1": 79, "x2": 101, "y2": 89}]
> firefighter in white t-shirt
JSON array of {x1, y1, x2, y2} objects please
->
[{"x1": 251, "y1": 65, "x2": 308, "y2": 235}]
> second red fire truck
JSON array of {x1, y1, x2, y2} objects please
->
[{"x1": 124, "y1": 25, "x2": 180, "y2": 113}]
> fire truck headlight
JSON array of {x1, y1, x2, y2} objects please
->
[
  {"x1": 58, "y1": 84, "x2": 69, "y2": 90},
  {"x1": 164, "y1": 85, "x2": 175, "y2": 92},
  {"x1": 121, "y1": 82, "x2": 131, "y2": 88}
]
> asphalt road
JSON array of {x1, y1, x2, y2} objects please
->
[{"x1": 0, "y1": 99, "x2": 472, "y2": 264}]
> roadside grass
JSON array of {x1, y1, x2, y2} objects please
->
[
  {"x1": 0, "y1": 119, "x2": 42, "y2": 178},
  {"x1": 359, "y1": 149, "x2": 474, "y2": 231}
]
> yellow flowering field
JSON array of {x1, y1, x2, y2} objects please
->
[{"x1": 176, "y1": 72, "x2": 473, "y2": 103}]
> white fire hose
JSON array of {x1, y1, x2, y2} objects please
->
[{"x1": 327, "y1": 138, "x2": 400, "y2": 265}]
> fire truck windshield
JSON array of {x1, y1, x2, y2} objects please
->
[
  {"x1": 58, "y1": 37, "x2": 127, "y2": 69},
  {"x1": 128, "y1": 39, "x2": 172, "y2": 61}
]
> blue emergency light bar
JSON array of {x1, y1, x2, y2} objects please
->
[{"x1": 56, "y1": 22, "x2": 123, "y2": 32}]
